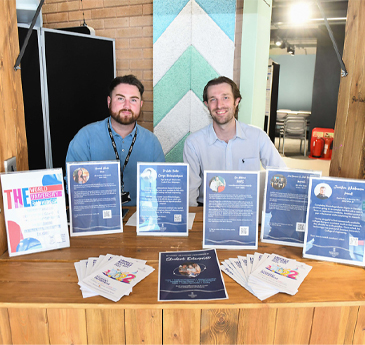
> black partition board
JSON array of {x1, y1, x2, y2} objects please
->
[
  {"x1": 44, "y1": 31, "x2": 115, "y2": 171},
  {"x1": 18, "y1": 27, "x2": 47, "y2": 170}
]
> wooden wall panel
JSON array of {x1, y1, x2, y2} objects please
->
[
  {"x1": 125, "y1": 309, "x2": 162, "y2": 345},
  {"x1": 8, "y1": 308, "x2": 49, "y2": 344},
  {"x1": 330, "y1": 0, "x2": 365, "y2": 179},
  {"x1": 353, "y1": 306, "x2": 365, "y2": 344},
  {"x1": 201, "y1": 309, "x2": 239, "y2": 345},
  {"x1": 47, "y1": 308, "x2": 87, "y2": 344},
  {"x1": 86, "y1": 309, "x2": 126, "y2": 345},
  {"x1": 163, "y1": 309, "x2": 201, "y2": 344},
  {"x1": 274, "y1": 307, "x2": 313, "y2": 344},
  {"x1": 237, "y1": 307, "x2": 276, "y2": 344},
  {"x1": 0, "y1": 0, "x2": 28, "y2": 255},
  {"x1": 310, "y1": 306, "x2": 358, "y2": 344},
  {"x1": 0, "y1": 308, "x2": 12, "y2": 344}
]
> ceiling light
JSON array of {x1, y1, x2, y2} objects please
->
[
  {"x1": 287, "y1": 46, "x2": 295, "y2": 55},
  {"x1": 289, "y1": 2, "x2": 311, "y2": 24}
]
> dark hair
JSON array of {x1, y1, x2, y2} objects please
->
[
  {"x1": 203, "y1": 76, "x2": 241, "y2": 118},
  {"x1": 109, "y1": 75, "x2": 144, "y2": 98}
]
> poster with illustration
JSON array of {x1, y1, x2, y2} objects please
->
[
  {"x1": 67, "y1": 161, "x2": 123, "y2": 236},
  {"x1": 261, "y1": 168, "x2": 321, "y2": 247},
  {"x1": 158, "y1": 249, "x2": 227, "y2": 301},
  {"x1": 303, "y1": 177, "x2": 365, "y2": 266},
  {"x1": 1, "y1": 169, "x2": 69, "y2": 257},
  {"x1": 203, "y1": 171, "x2": 259, "y2": 249},
  {"x1": 137, "y1": 163, "x2": 188, "y2": 236}
]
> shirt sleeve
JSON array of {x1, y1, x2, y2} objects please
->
[
  {"x1": 65, "y1": 130, "x2": 91, "y2": 163},
  {"x1": 258, "y1": 130, "x2": 287, "y2": 169},
  {"x1": 152, "y1": 136, "x2": 166, "y2": 163},
  {"x1": 183, "y1": 137, "x2": 201, "y2": 207}
]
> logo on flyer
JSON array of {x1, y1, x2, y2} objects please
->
[
  {"x1": 188, "y1": 292, "x2": 197, "y2": 298},
  {"x1": 329, "y1": 248, "x2": 339, "y2": 257}
]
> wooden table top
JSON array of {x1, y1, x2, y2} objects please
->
[{"x1": 1, "y1": 207, "x2": 365, "y2": 308}]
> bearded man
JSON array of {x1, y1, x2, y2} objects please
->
[
  {"x1": 66, "y1": 75, "x2": 165, "y2": 206},
  {"x1": 183, "y1": 76, "x2": 286, "y2": 206}
]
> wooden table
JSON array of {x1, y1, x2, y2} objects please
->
[{"x1": 0, "y1": 207, "x2": 365, "y2": 344}]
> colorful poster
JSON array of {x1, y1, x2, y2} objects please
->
[
  {"x1": 303, "y1": 177, "x2": 365, "y2": 266},
  {"x1": 203, "y1": 171, "x2": 259, "y2": 249},
  {"x1": 158, "y1": 249, "x2": 228, "y2": 301},
  {"x1": 67, "y1": 161, "x2": 123, "y2": 236},
  {"x1": 137, "y1": 163, "x2": 188, "y2": 236},
  {"x1": 1, "y1": 169, "x2": 69, "y2": 257},
  {"x1": 261, "y1": 168, "x2": 321, "y2": 247}
]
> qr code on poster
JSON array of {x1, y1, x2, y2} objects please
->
[
  {"x1": 239, "y1": 226, "x2": 249, "y2": 236},
  {"x1": 349, "y1": 236, "x2": 358, "y2": 246},
  {"x1": 174, "y1": 214, "x2": 182, "y2": 222},
  {"x1": 103, "y1": 210, "x2": 112, "y2": 219},
  {"x1": 296, "y1": 222, "x2": 306, "y2": 232}
]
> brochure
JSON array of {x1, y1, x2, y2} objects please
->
[
  {"x1": 0, "y1": 169, "x2": 70, "y2": 256},
  {"x1": 221, "y1": 252, "x2": 312, "y2": 301},
  {"x1": 158, "y1": 249, "x2": 228, "y2": 301},
  {"x1": 67, "y1": 161, "x2": 123, "y2": 236},
  {"x1": 137, "y1": 163, "x2": 189, "y2": 236},
  {"x1": 303, "y1": 177, "x2": 365, "y2": 266},
  {"x1": 78, "y1": 255, "x2": 154, "y2": 302},
  {"x1": 203, "y1": 171, "x2": 259, "y2": 249},
  {"x1": 261, "y1": 168, "x2": 322, "y2": 247}
]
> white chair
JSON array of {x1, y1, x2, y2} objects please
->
[
  {"x1": 276, "y1": 111, "x2": 287, "y2": 151},
  {"x1": 281, "y1": 115, "x2": 308, "y2": 156}
]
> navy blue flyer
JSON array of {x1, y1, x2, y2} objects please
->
[
  {"x1": 158, "y1": 249, "x2": 228, "y2": 301},
  {"x1": 137, "y1": 163, "x2": 188, "y2": 236},
  {"x1": 67, "y1": 161, "x2": 123, "y2": 236},
  {"x1": 261, "y1": 168, "x2": 321, "y2": 247},
  {"x1": 303, "y1": 177, "x2": 365, "y2": 266},
  {"x1": 203, "y1": 171, "x2": 259, "y2": 249}
]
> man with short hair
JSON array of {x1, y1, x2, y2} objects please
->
[
  {"x1": 66, "y1": 75, "x2": 165, "y2": 206},
  {"x1": 183, "y1": 76, "x2": 286, "y2": 206}
]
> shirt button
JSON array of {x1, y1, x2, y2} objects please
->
[{"x1": 122, "y1": 149, "x2": 125, "y2": 152}]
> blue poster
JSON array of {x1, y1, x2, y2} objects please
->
[
  {"x1": 158, "y1": 249, "x2": 228, "y2": 301},
  {"x1": 67, "y1": 161, "x2": 123, "y2": 236},
  {"x1": 261, "y1": 169, "x2": 321, "y2": 247},
  {"x1": 137, "y1": 163, "x2": 188, "y2": 236},
  {"x1": 303, "y1": 177, "x2": 365, "y2": 266},
  {"x1": 203, "y1": 171, "x2": 259, "y2": 249}
]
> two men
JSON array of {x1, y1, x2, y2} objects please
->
[
  {"x1": 66, "y1": 75, "x2": 165, "y2": 206},
  {"x1": 183, "y1": 76, "x2": 286, "y2": 206},
  {"x1": 67, "y1": 74, "x2": 284, "y2": 207}
]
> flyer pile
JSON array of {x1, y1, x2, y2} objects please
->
[
  {"x1": 220, "y1": 253, "x2": 312, "y2": 301},
  {"x1": 74, "y1": 254, "x2": 154, "y2": 302}
]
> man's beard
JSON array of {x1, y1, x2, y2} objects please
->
[{"x1": 109, "y1": 107, "x2": 140, "y2": 125}]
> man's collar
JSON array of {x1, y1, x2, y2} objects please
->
[
  {"x1": 208, "y1": 119, "x2": 247, "y2": 144},
  {"x1": 108, "y1": 117, "x2": 137, "y2": 138}
]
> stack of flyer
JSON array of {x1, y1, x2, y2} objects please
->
[
  {"x1": 74, "y1": 254, "x2": 154, "y2": 302},
  {"x1": 220, "y1": 253, "x2": 312, "y2": 301}
]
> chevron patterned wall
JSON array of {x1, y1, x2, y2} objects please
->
[{"x1": 153, "y1": 0, "x2": 237, "y2": 162}]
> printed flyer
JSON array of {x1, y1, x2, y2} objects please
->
[
  {"x1": 303, "y1": 177, "x2": 365, "y2": 266},
  {"x1": 158, "y1": 249, "x2": 228, "y2": 301},
  {"x1": 203, "y1": 171, "x2": 259, "y2": 249},
  {"x1": 261, "y1": 168, "x2": 321, "y2": 247},
  {"x1": 137, "y1": 163, "x2": 188, "y2": 236},
  {"x1": 0, "y1": 169, "x2": 69, "y2": 257},
  {"x1": 67, "y1": 161, "x2": 123, "y2": 236}
]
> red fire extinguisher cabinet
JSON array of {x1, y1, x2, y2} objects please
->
[{"x1": 309, "y1": 128, "x2": 334, "y2": 160}]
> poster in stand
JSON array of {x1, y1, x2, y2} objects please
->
[
  {"x1": 261, "y1": 168, "x2": 321, "y2": 247},
  {"x1": 137, "y1": 163, "x2": 189, "y2": 236},
  {"x1": 203, "y1": 170, "x2": 259, "y2": 249},
  {"x1": 1, "y1": 168, "x2": 70, "y2": 256},
  {"x1": 158, "y1": 249, "x2": 228, "y2": 301},
  {"x1": 303, "y1": 177, "x2": 365, "y2": 266},
  {"x1": 67, "y1": 161, "x2": 123, "y2": 236}
]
